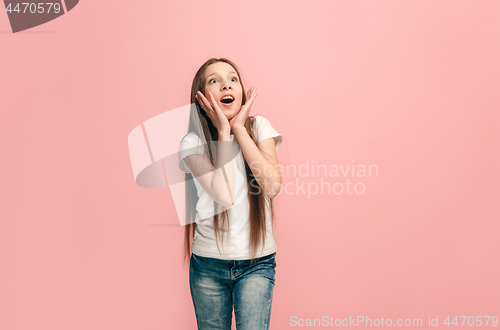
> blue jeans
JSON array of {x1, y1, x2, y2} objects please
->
[{"x1": 189, "y1": 252, "x2": 277, "y2": 330}]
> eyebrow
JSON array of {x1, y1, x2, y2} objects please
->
[{"x1": 206, "y1": 71, "x2": 237, "y2": 78}]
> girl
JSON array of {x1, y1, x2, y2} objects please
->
[{"x1": 178, "y1": 58, "x2": 283, "y2": 330}]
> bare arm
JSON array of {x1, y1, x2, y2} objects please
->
[
  {"x1": 232, "y1": 126, "x2": 282, "y2": 198},
  {"x1": 184, "y1": 131, "x2": 236, "y2": 207}
]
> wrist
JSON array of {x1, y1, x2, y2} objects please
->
[
  {"x1": 218, "y1": 130, "x2": 231, "y2": 140},
  {"x1": 232, "y1": 125, "x2": 246, "y2": 135}
]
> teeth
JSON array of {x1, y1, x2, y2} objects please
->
[{"x1": 222, "y1": 96, "x2": 234, "y2": 100}]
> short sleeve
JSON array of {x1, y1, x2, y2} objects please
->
[
  {"x1": 178, "y1": 133, "x2": 206, "y2": 173},
  {"x1": 255, "y1": 115, "x2": 283, "y2": 151}
]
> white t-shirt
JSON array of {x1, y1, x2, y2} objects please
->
[{"x1": 178, "y1": 115, "x2": 283, "y2": 260}]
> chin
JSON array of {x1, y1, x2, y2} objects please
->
[{"x1": 224, "y1": 109, "x2": 238, "y2": 119}]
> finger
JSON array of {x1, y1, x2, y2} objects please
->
[
  {"x1": 197, "y1": 97, "x2": 209, "y2": 113},
  {"x1": 195, "y1": 95, "x2": 204, "y2": 110},
  {"x1": 198, "y1": 91, "x2": 210, "y2": 107},
  {"x1": 198, "y1": 92, "x2": 213, "y2": 112},
  {"x1": 196, "y1": 91, "x2": 205, "y2": 107},
  {"x1": 248, "y1": 88, "x2": 256, "y2": 102},
  {"x1": 248, "y1": 90, "x2": 257, "y2": 102},
  {"x1": 208, "y1": 92, "x2": 216, "y2": 110},
  {"x1": 209, "y1": 92, "x2": 223, "y2": 113},
  {"x1": 250, "y1": 88, "x2": 257, "y2": 99},
  {"x1": 246, "y1": 90, "x2": 257, "y2": 107}
]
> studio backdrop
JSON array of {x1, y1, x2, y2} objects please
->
[{"x1": 1, "y1": 0, "x2": 499, "y2": 329}]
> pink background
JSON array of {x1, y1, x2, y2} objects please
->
[{"x1": 1, "y1": 0, "x2": 499, "y2": 329}]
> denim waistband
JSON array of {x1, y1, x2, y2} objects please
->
[{"x1": 192, "y1": 251, "x2": 276, "y2": 267}]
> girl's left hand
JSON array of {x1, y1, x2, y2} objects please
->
[{"x1": 230, "y1": 87, "x2": 257, "y2": 131}]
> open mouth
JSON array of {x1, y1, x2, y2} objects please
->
[{"x1": 220, "y1": 94, "x2": 235, "y2": 105}]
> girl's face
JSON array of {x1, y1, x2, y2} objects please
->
[{"x1": 203, "y1": 62, "x2": 243, "y2": 119}]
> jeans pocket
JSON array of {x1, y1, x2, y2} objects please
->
[
  {"x1": 265, "y1": 252, "x2": 276, "y2": 259},
  {"x1": 263, "y1": 253, "x2": 276, "y2": 268},
  {"x1": 192, "y1": 253, "x2": 204, "y2": 262},
  {"x1": 271, "y1": 253, "x2": 277, "y2": 267}
]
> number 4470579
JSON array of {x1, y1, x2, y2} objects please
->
[{"x1": 443, "y1": 316, "x2": 498, "y2": 327}]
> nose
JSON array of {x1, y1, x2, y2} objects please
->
[{"x1": 221, "y1": 80, "x2": 232, "y2": 90}]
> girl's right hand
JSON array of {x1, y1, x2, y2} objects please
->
[{"x1": 196, "y1": 91, "x2": 231, "y2": 134}]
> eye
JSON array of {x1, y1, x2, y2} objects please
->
[
  {"x1": 231, "y1": 77, "x2": 238, "y2": 82},
  {"x1": 209, "y1": 78, "x2": 217, "y2": 83}
]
